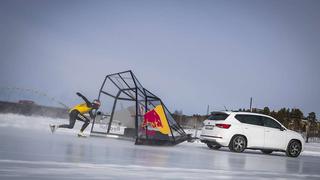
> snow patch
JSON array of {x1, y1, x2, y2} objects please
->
[{"x1": 0, "y1": 113, "x2": 91, "y2": 135}]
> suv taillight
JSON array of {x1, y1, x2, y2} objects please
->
[{"x1": 216, "y1": 124, "x2": 231, "y2": 129}]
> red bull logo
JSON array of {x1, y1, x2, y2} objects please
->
[
  {"x1": 142, "y1": 109, "x2": 163, "y2": 128},
  {"x1": 141, "y1": 105, "x2": 170, "y2": 135}
]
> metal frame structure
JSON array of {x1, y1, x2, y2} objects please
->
[{"x1": 90, "y1": 70, "x2": 188, "y2": 145}]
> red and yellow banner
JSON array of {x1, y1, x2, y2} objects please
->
[{"x1": 142, "y1": 105, "x2": 170, "y2": 135}]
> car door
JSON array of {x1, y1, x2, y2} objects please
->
[
  {"x1": 262, "y1": 117, "x2": 287, "y2": 150},
  {"x1": 235, "y1": 115, "x2": 265, "y2": 148}
]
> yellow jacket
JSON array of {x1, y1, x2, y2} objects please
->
[{"x1": 69, "y1": 103, "x2": 92, "y2": 114}]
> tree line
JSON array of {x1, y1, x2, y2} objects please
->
[
  {"x1": 173, "y1": 107, "x2": 320, "y2": 140},
  {"x1": 238, "y1": 107, "x2": 319, "y2": 134}
]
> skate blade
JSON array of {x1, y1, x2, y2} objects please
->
[
  {"x1": 77, "y1": 134, "x2": 87, "y2": 138},
  {"x1": 49, "y1": 125, "x2": 55, "y2": 133}
]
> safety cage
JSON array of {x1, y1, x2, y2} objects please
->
[{"x1": 90, "y1": 70, "x2": 188, "y2": 145}]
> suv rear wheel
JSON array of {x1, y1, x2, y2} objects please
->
[{"x1": 229, "y1": 135, "x2": 246, "y2": 152}]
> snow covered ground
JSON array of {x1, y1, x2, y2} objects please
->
[{"x1": 0, "y1": 113, "x2": 320, "y2": 179}]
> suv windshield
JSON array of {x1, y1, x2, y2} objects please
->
[{"x1": 208, "y1": 113, "x2": 229, "y2": 120}]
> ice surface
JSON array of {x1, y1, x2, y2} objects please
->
[{"x1": 0, "y1": 114, "x2": 320, "y2": 180}]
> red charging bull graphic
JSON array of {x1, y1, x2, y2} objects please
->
[
  {"x1": 143, "y1": 109, "x2": 163, "y2": 128},
  {"x1": 142, "y1": 105, "x2": 170, "y2": 135}
]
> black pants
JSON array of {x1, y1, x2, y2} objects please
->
[{"x1": 59, "y1": 110, "x2": 90, "y2": 132}]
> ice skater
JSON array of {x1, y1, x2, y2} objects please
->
[{"x1": 50, "y1": 92, "x2": 101, "y2": 137}]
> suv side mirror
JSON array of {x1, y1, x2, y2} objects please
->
[{"x1": 280, "y1": 126, "x2": 285, "y2": 131}]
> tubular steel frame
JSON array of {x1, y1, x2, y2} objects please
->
[{"x1": 90, "y1": 70, "x2": 188, "y2": 145}]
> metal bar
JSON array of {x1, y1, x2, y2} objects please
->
[
  {"x1": 118, "y1": 89, "x2": 146, "y2": 107},
  {"x1": 101, "y1": 90, "x2": 116, "y2": 98},
  {"x1": 131, "y1": 72, "x2": 144, "y2": 89},
  {"x1": 107, "y1": 90, "x2": 121, "y2": 134},
  {"x1": 120, "y1": 88, "x2": 141, "y2": 101},
  {"x1": 134, "y1": 85, "x2": 146, "y2": 96},
  {"x1": 144, "y1": 95, "x2": 147, "y2": 113},
  {"x1": 118, "y1": 97, "x2": 136, "y2": 101},
  {"x1": 108, "y1": 76, "x2": 136, "y2": 100},
  {"x1": 128, "y1": 71, "x2": 146, "y2": 141},
  {"x1": 144, "y1": 90, "x2": 148, "y2": 139},
  {"x1": 130, "y1": 71, "x2": 137, "y2": 89},
  {"x1": 91, "y1": 76, "x2": 108, "y2": 133},
  {"x1": 118, "y1": 73, "x2": 134, "y2": 90},
  {"x1": 144, "y1": 89, "x2": 160, "y2": 99},
  {"x1": 131, "y1": 88, "x2": 146, "y2": 100},
  {"x1": 98, "y1": 77, "x2": 107, "y2": 100},
  {"x1": 146, "y1": 97, "x2": 158, "y2": 110},
  {"x1": 135, "y1": 88, "x2": 146, "y2": 98},
  {"x1": 108, "y1": 76, "x2": 122, "y2": 90},
  {"x1": 160, "y1": 101, "x2": 175, "y2": 142},
  {"x1": 135, "y1": 87, "x2": 139, "y2": 140},
  {"x1": 147, "y1": 99, "x2": 162, "y2": 102},
  {"x1": 106, "y1": 70, "x2": 132, "y2": 77},
  {"x1": 114, "y1": 74, "x2": 135, "y2": 98},
  {"x1": 146, "y1": 96, "x2": 161, "y2": 100},
  {"x1": 141, "y1": 87, "x2": 151, "y2": 134},
  {"x1": 101, "y1": 90, "x2": 135, "y2": 101},
  {"x1": 161, "y1": 100, "x2": 186, "y2": 135}
]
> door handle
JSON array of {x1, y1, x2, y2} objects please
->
[{"x1": 265, "y1": 130, "x2": 270, "y2": 132}]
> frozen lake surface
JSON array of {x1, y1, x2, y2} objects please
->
[{"x1": 1, "y1": 114, "x2": 320, "y2": 180}]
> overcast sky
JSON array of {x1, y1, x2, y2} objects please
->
[{"x1": 0, "y1": 0, "x2": 319, "y2": 116}]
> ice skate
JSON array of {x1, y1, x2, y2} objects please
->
[
  {"x1": 77, "y1": 132, "x2": 86, "y2": 137},
  {"x1": 49, "y1": 124, "x2": 57, "y2": 133}
]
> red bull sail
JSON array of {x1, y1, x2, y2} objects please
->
[{"x1": 142, "y1": 105, "x2": 170, "y2": 135}]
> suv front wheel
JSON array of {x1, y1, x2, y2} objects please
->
[
  {"x1": 229, "y1": 135, "x2": 246, "y2": 153},
  {"x1": 286, "y1": 140, "x2": 302, "y2": 157}
]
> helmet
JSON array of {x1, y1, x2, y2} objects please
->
[{"x1": 92, "y1": 99, "x2": 101, "y2": 109}]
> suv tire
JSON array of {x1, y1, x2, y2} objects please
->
[
  {"x1": 286, "y1": 140, "x2": 302, "y2": 157},
  {"x1": 229, "y1": 135, "x2": 246, "y2": 153}
]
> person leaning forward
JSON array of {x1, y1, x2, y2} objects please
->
[{"x1": 49, "y1": 92, "x2": 101, "y2": 137}]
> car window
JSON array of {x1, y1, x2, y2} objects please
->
[
  {"x1": 235, "y1": 115, "x2": 263, "y2": 126},
  {"x1": 208, "y1": 113, "x2": 229, "y2": 120},
  {"x1": 263, "y1": 117, "x2": 281, "y2": 129}
]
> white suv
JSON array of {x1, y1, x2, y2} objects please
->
[{"x1": 200, "y1": 111, "x2": 304, "y2": 157}]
